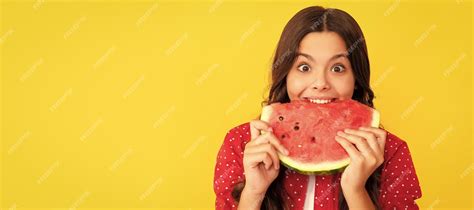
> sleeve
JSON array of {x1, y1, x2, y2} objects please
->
[
  {"x1": 213, "y1": 127, "x2": 247, "y2": 210},
  {"x1": 379, "y1": 141, "x2": 422, "y2": 210}
]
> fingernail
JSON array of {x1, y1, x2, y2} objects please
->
[
  {"x1": 268, "y1": 127, "x2": 273, "y2": 132},
  {"x1": 284, "y1": 149, "x2": 289, "y2": 155},
  {"x1": 337, "y1": 131, "x2": 343, "y2": 135}
]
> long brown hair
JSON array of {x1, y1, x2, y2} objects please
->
[{"x1": 233, "y1": 6, "x2": 382, "y2": 210}]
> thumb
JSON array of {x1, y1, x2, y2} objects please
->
[{"x1": 250, "y1": 120, "x2": 273, "y2": 140}]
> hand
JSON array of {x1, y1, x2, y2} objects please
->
[
  {"x1": 242, "y1": 120, "x2": 289, "y2": 195},
  {"x1": 335, "y1": 127, "x2": 387, "y2": 191}
]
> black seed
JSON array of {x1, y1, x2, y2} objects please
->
[
  {"x1": 294, "y1": 125, "x2": 299, "y2": 131},
  {"x1": 279, "y1": 116, "x2": 284, "y2": 121},
  {"x1": 311, "y1": 137, "x2": 316, "y2": 143},
  {"x1": 281, "y1": 134, "x2": 285, "y2": 139}
]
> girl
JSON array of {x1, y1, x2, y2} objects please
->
[{"x1": 214, "y1": 6, "x2": 422, "y2": 210}]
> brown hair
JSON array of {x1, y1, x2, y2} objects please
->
[{"x1": 233, "y1": 6, "x2": 382, "y2": 210}]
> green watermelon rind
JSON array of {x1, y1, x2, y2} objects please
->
[
  {"x1": 260, "y1": 101, "x2": 380, "y2": 175},
  {"x1": 280, "y1": 159, "x2": 349, "y2": 175}
]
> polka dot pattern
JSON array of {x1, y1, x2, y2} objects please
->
[
  {"x1": 214, "y1": 122, "x2": 422, "y2": 210},
  {"x1": 213, "y1": 122, "x2": 251, "y2": 210},
  {"x1": 378, "y1": 132, "x2": 422, "y2": 210}
]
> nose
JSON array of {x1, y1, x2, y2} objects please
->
[{"x1": 310, "y1": 71, "x2": 330, "y2": 90}]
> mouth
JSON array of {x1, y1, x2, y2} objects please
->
[{"x1": 302, "y1": 97, "x2": 337, "y2": 104}]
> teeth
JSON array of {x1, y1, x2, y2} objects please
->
[{"x1": 309, "y1": 99, "x2": 333, "y2": 104}]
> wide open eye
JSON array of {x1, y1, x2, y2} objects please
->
[
  {"x1": 331, "y1": 64, "x2": 346, "y2": 73},
  {"x1": 297, "y1": 64, "x2": 311, "y2": 72}
]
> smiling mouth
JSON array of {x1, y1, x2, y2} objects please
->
[{"x1": 303, "y1": 98, "x2": 337, "y2": 104}]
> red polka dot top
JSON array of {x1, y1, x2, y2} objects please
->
[{"x1": 213, "y1": 122, "x2": 422, "y2": 210}]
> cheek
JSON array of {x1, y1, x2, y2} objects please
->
[
  {"x1": 286, "y1": 71, "x2": 305, "y2": 100},
  {"x1": 332, "y1": 73, "x2": 355, "y2": 98}
]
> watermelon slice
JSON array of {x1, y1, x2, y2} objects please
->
[{"x1": 260, "y1": 99, "x2": 380, "y2": 175}]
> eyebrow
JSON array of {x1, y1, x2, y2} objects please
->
[{"x1": 296, "y1": 52, "x2": 348, "y2": 62}]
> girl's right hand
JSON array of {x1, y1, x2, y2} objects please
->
[{"x1": 242, "y1": 120, "x2": 289, "y2": 196}]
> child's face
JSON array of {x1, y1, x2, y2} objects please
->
[{"x1": 286, "y1": 31, "x2": 355, "y2": 103}]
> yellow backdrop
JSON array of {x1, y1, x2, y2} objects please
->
[{"x1": 1, "y1": 0, "x2": 472, "y2": 209}]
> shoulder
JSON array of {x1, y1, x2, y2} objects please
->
[
  {"x1": 223, "y1": 122, "x2": 251, "y2": 145},
  {"x1": 380, "y1": 130, "x2": 420, "y2": 185},
  {"x1": 225, "y1": 122, "x2": 251, "y2": 139},
  {"x1": 378, "y1": 130, "x2": 423, "y2": 207},
  {"x1": 218, "y1": 122, "x2": 252, "y2": 157},
  {"x1": 383, "y1": 130, "x2": 413, "y2": 162}
]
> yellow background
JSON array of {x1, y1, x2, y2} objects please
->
[{"x1": 1, "y1": 0, "x2": 472, "y2": 209}]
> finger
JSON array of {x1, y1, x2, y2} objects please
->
[
  {"x1": 244, "y1": 152, "x2": 271, "y2": 168},
  {"x1": 335, "y1": 136, "x2": 361, "y2": 159},
  {"x1": 359, "y1": 126, "x2": 386, "y2": 137},
  {"x1": 359, "y1": 127, "x2": 387, "y2": 151},
  {"x1": 343, "y1": 129, "x2": 380, "y2": 154},
  {"x1": 252, "y1": 132, "x2": 289, "y2": 155},
  {"x1": 245, "y1": 144, "x2": 280, "y2": 169},
  {"x1": 337, "y1": 131, "x2": 374, "y2": 155},
  {"x1": 250, "y1": 120, "x2": 272, "y2": 140},
  {"x1": 251, "y1": 132, "x2": 270, "y2": 145},
  {"x1": 245, "y1": 152, "x2": 273, "y2": 169},
  {"x1": 264, "y1": 132, "x2": 289, "y2": 155}
]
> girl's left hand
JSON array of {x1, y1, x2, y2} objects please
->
[{"x1": 335, "y1": 127, "x2": 387, "y2": 191}]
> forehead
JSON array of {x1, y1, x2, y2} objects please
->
[{"x1": 298, "y1": 31, "x2": 348, "y2": 60}]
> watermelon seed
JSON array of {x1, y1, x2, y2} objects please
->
[
  {"x1": 281, "y1": 134, "x2": 285, "y2": 139},
  {"x1": 279, "y1": 116, "x2": 284, "y2": 121},
  {"x1": 293, "y1": 125, "x2": 300, "y2": 131},
  {"x1": 311, "y1": 137, "x2": 316, "y2": 143}
]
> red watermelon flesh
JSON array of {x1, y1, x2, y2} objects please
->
[{"x1": 260, "y1": 99, "x2": 380, "y2": 174}]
